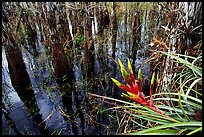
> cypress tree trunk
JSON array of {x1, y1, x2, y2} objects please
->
[
  {"x1": 97, "y1": 2, "x2": 105, "y2": 63},
  {"x1": 46, "y1": 3, "x2": 78, "y2": 135},
  {"x1": 104, "y1": 2, "x2": 110, "y2": 63},
  {"x1": 84, "y1": 2, "x2": 95, "y2": 81},
  {"x1": 2, "y1": 6, "x2": 49, "y2": 134},
  {"x1": 149, "y1": 2, "x2": 202, "y2": 94},
  {"x1": 111, "y1": 2, "x2": 118, "y2": 98}
]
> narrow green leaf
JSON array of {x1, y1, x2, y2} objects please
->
[
  {"x1": 158, "y1": 51, "x2": 202, "y2": 77},
  {"x1": 153, "y1": 92, "x2": 202, "y2": 105},
  {"x1": 184, "y1": 77, "x2": 202, "y2": 112},
  {"x1": 131, "y1": 129, "x2": 179, "y2": 135},
  {"x1": 131, "y1": 122, "x2": 202, "y2": 135},
  {"x1": 157, "y1": 105, "x2": 194, "y2": 115},
  {"x1": 154, "y1": 98, "x2": 202, "y2": 110},
  {"x1": 129, "y1": 112, "x2": 174, "y2": 125},
  {"x1": 186, "y1": 127, "x2": 202, "y2": 135},
  {"x1": 178, "y1": 87, "x2": 191, "y2": 121}
]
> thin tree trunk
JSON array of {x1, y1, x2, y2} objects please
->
[
  {"x1": 124, "y1": 3, "x2": 128, "y2": 49},
  {"x1": 104, "y1": 2, "x2": 110, "y2": 63},
  {"x1": 111, "y1": 2, "x2": 117, "y2": 65},
  {"x1": 111, "y1": 2, "x2": 118, "y2": 98},
  {"x1": 132, "y1": 11, "x2": 141, "y2": 73},
  {"x1": 84, "y1": 2, "x2": 95, "y2": 80},
  {"x1": 97, "y1": 2, "x2": 105, "y2": 63}
]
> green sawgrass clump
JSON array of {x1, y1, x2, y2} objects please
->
[{"x1": 90, "y1": 51, "x2": 202, "y2": 135}]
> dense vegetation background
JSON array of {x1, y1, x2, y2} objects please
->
[{"x1": 2, "y1": 2, "x2": 202, "y2": 135}]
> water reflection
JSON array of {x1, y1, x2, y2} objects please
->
[{"x1": 2, "y1": 12, "x2": 151, "y2": 135}]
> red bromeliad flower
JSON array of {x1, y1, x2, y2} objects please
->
[{"x1": 111, "y1": 58, "x2": 166, "y2": 116}]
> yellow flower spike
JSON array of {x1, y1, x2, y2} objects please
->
[
  {"x1": 151, "y1": 72, "x2": 155, "y2": 86},
  {"x1": 122, "y1": 92, "x2": 138, "y2": 101},
  {"x1": 111, "y1": 78, "x2": 123, "y2": 87},
  {"x1": 118, "y1": 58, "x2": 130, "y2": 83},
  {"x1": 121, "y1": 93, "x2": 130, "y2": 98},
  {"x1": 127, "y1": 91, "x2": 138, "y2": 99},
  {"x1": 138, "y1": 69, "x2": 142, "y2": 92},
  {"x1": 118, "y1": 58, "x2": 126, "y2": 70},
  {"x1": 121, "y1": 68, "x2": 130, "y2": 82},
  {"x1": 128, "y1": 59, "x2": 133, "y2": 76}
]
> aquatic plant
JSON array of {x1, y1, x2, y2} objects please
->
[{"x1": 111, "y1": 58, "x2": 170, "y2": 118}]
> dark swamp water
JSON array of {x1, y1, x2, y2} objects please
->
[{"x1": 2, "y1": 2, "x2": 157, "y2": 135}]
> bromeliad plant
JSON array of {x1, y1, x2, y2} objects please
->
[{"x1": 111, "y1": 58, "x2": 169, "y2": 117}]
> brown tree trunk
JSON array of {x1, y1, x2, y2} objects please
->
[
  {"x1": 2, "y1": 10, "x2": 49, "y2": 134},
  {"x1": 97, "y1": 2, "x2": 104, "y2": 62},
  {"x1": 104, "y1": 2, "x2": 110, "y2": 63},
  {"x1": 3, "y1": 31, "x2": 37, "y2": 112},
  {"x1": 97, "y1": 2, "x2": 110, "y2": 64},
  {"x1": 47, "y1": 3, "x2": 78, "y2": 134},
  {"x1": 84, "y1": 2, "x2": 95, "y2": 80}
]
